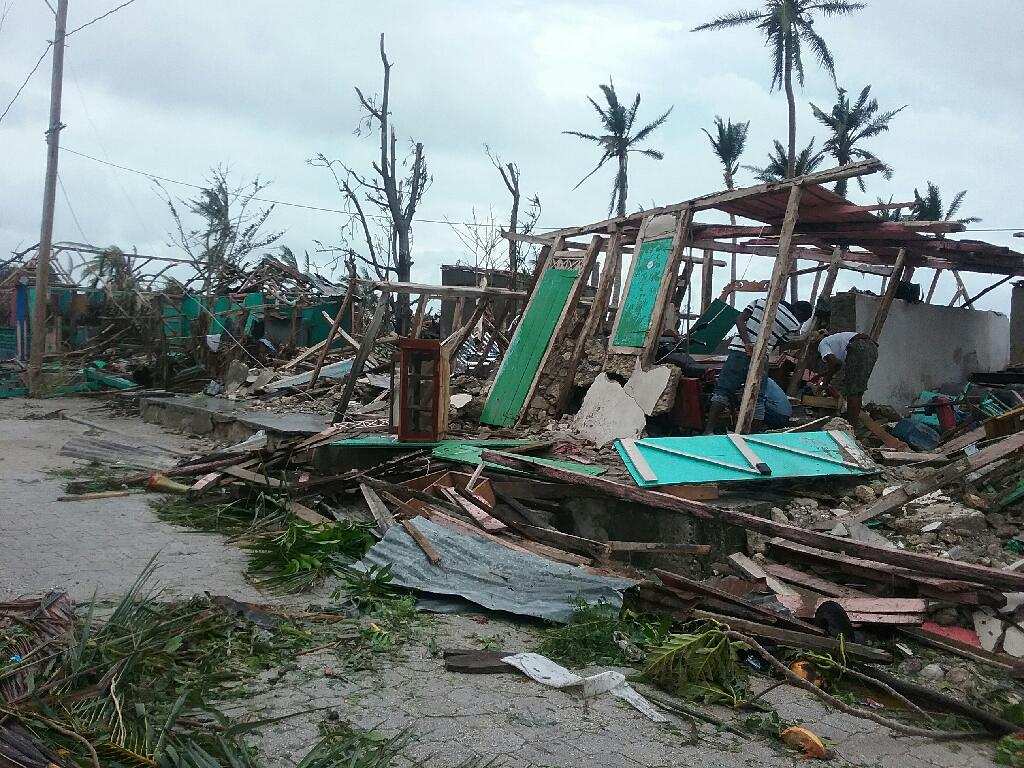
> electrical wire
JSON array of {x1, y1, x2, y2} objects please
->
[
  {"x1": 57, "y1": 171, "x2": 90, "y2": 242},
  {"x1": 0, "y1": 42, "x2": 52, "y2": 125},
  {"x1": 66, "y1": 0, "x2": 138, "y2": 36}
]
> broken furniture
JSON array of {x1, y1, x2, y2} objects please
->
[{"x1": 395, "y1": 338, "x2": 448, "y2": 441}]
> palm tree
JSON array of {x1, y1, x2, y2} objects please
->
[
  {"x1": 703, "y1": 116, "x2": 750, "y2": 302},
  {"x1": 810, "y1": 85, "x2": 906, "y2": 198},
  {"x1": 874, "y1": 196, "x2": 906, "y2": 222},
  {"x1": 910, "y1": 182, "x2": 981, "y2": 224},
  {"x1": 564, "y1": 79, "x2": 673, "y2": 217},
  {"x1": 744, "y1": 138, "x2": 825, "y2": 183},
  {"x1": 693, "y1": 1, "x2": 865, "y2": 179}
]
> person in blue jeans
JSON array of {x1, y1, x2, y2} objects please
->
[{"x1": 704, "y1": 298, "x2": 813, "y2": 434}]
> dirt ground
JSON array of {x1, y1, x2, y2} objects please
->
[{"x1": 0, "y1": 396, "x2": 1003, "y2": 768}]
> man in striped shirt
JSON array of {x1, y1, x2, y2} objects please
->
[{"x1": 704, "y1": 298, "x2": 813, "y2": 434}]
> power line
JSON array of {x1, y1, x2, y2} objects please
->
[
  {"x1": 0, "y1": 42, "x2": 52, "y2": 125},
  {"x1": 60, "y1": 146, "x2": 542, "y2": 230},
  {"x1": 56, "y1": 148, "x2": 1024, "y2": 237},
  {"x1": 66, "y1": 0, "x2": 137, "y2": 36},
  {"x1": 57, "y1": 172, "x2": 90, "y2": 242}
]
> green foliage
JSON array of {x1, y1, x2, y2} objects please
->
[
  {"x1": 537, "y1": 600, "x2": 670, "y2": 667},
  {"x1": 744, "y1": 138, "x2": 825, "y2": 183},
  {"x1": 332, "y1": 566, "x2": 422, "y2": 657},
  {"x1": 1, "y1": 559, "x2": 322, "y2": 768},
  {"x1": 641, "y1": 623, "x2": 752, "y2": 707},
  {"x1": 912, "y1": 181, "x2": 981, "y2": 225},
  {"x1": 244, "y1": 518, "x2": 376, "y2": 594},
  {"x1": 563, "y1": 79, "x2": 673, "y2": 216},
  {"x1": 996, "y1": 734, "x2": 1024, "y2": 767},
  {"x1": 702, "y1": 116, "x2": 751, "y2": 187},
  {"x1": 295, "y1": 724, "x2": 407, "y2": 768},
  {"x1": 810, "y1": 85, "x2": 907, "y2": 196}
]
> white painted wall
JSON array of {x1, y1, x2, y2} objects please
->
[{"x1": 841, "y1": 292, "x2": 1009, "y2": 407}]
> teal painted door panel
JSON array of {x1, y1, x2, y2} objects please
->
[
  {"x1": 480, "y1": 267, "x2": 578, "y2": 426},
  {"x1": 615, "y1": 431, "x2": 874, "y2": 487},
  {"x1": 612, "y1": 237, "x2": 672, "y2": 348}
]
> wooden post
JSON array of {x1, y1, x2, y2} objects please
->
[
  {"x1": 28, "y1": 0, "x2": 69, "y2": 396},
  {"x1": 333, "y1": 296, "x2": 389, "y2": 422},
  {"x1": 787, "y1": 246, "x2": 842, "y2": 395},
  {"x1": 925, "y1": 268, "x2": 942, "y2": 303},
  {"x1": 700, "y1": 248, "x2": 714, "y2": 313},
  {"x1": 554, "y1": 234, "x2": 618, "y2": 416},
  {"x1": 950, "y1": 271, "x2": 969, "y2": 307},
  {"x1": 307, "y1": 276, "x2": 356, "y2": 391},
  {"x1": 807, "y1": 263, "x2": 824, "y2": 308},
  {"x1": 410, "y1": 294, "x2": 428, "y2": 338},
  {"x1": 735, "y1": 184, "x2": 804, "y2": 433},
  {"x1": 868, "y1": 248, "x2": 906, "y2": 342}
]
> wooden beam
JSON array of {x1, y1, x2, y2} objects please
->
[
  {"x1": 736, "y1": 184, "x2": 804, "y2": 433},
  {"x1": 964, "y1": 274, "x2": 1013, "y2": 308},
  {"x1": 307, "y1": 274, "x2": 355, "y2": 391},
  {"x1": 925, "y1": 268, "x2": 942, "y2": 303},
  {"x1": 479, "y1": 452, "x2": 1024, "y2": 592},
  {"x1": 868, "y1": 248, "x2": 907, "y2": 341},
  {"x1": 544, "y1": 159, "x2": 883, "y2": 240},
  {"x1": 333, "y1": 297, "x2": 388, "y2": 422},
  {"x1": 411, "y1": 294, "x2": 428, "y2": 338},
  {"x1": 787, "y1": 246, "x2": 842, "y2": 395},
  {"x1": 363, "y1": 279, "x2": 525, "y2": 299},
  {"x1": 700, "y1": 248, "x2": 714, "y2": 313},
  {"x1": 554, "y1": 233, "x2": 618, "y2": 416},
  {"x1": 647, "y1": 208, "x2": 694, "y2": 360}
]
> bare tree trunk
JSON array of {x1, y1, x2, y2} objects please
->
[
  {"x1": 784, "y1": 40, "x2": 799, "y2": 304},
  {"x1": 725, "y1": 169, "x2": 737, "y2": 306}
]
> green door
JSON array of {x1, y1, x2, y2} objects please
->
[
  {"x1": 480, "y1": 268, "x2": 579, "y2": 426},
  {"x1": 612, "y1": 236, "x2": 673, "y2": 348}
]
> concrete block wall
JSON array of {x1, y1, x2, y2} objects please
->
[{"x1": 831, "y1": 291, "x2": 1009, "y2": 407}]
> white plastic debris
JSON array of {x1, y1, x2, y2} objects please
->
[{"x1": 501, "y1": 652, "x2": 667, "y2": 723}]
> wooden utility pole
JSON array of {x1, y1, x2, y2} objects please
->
[{"x1": 28, "y1": 0, "x2": 69, "y2": 396}]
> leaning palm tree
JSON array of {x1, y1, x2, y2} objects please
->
[
  {"x1": 910, "y1": 182, "x2": 981, "y2": 225},
  {"x1": 693, "y1": 1, "x2": 865, "y2": 179},
  {"x1": 703, "y1": 116, "x2": 750, "y2": 302},
  {"x1": 564, "y1": 79, "x2": 673, "y2": 217},
  {"x1": 744, "y1": 138, "x2": 825, "y2": 183},
  {"x1": 810, "y1": 85, "x2": 907, "y2": 198}
]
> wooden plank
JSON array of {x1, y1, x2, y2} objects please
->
[
  {"x1": 767, "y1": 538, "x2": 985, "y2": 594},
  {"x1": 850, "y1": 430, "x2": 1024, "y2": 523},
  {"x1": 736, "y1": 184, "x2": 804, "y2": 433},
  {"x1": 360, "y1": 482, "x2": 396, "y2": 532},
  {"x1": 440, "y1": 487, "x2": 508, "y2": 533},
  {"x1": 363, "y1": 280, "x2": 526, "y2": 299},
  {"x1": 307, "y1": 272, "x2": 355, "y2": 390},
  {"x1": 725, "y1": 433, "x2": 771, "y2": 475},
  {"x1": 763, "y1": 561, "x2": 868, "y2": 598},
  {"x1": 333, "y1": 297, "x2": 388, "y2": 422},
  {"x1": 401, "y1": 518, "x2": 442, "y2": 565},
  {"x1": 657, "y1": 484, "x2": 720, "y2": 501},
  {"x1": 618, "y1": 439, "x2": 658, "y2": 482},
  {"x1": 925, "y1": 268, "x2": 942, "y2": 303},
  {"x1": 222, "y1": 464, "x2": 283, "y2": 488},
  {"x1": 655, "y1": 568, "x2": 823, "y2": 634},
  {"x1": 514, "y1": 523, "x2": 612, "y2": 561},
  {"x1": 543, "y1": 159, "x2": 882, "y2": 241},
  {"x1": 287, "y1": 500, "x2": 332, "y2": 526},
  {"x1": 788, "y1": 246, "x2": 842, "y2": 395},
  {"x1": 691, "y1": 610, "x2": 891, "y2": 663},
  {"x1": 700, "y1": 247, "x2": 714, "y2": 313},
  {"x1": 554, "y1": 232, "x2": 620, "y2": 416},
  {"x1": 609, "y1": 541, "x2": 712, "y2": 556},
  {"x1": 868, "y1": 248, "x2": 907, "y2": 341},
  {"x1": 728, "y1": 553, "x2": 799, "y2": 596},
  {"x1": 479, "y1": 452, "x2": 1024, "y2": 592},
  {"x1": 859, "y1": 412, "x2": 911, "y2": 451}
]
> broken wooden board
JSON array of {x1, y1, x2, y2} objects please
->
[
  {"x1": 615, "y1": 430, "x2": 875, "y2": 487},
  {"x1": 728, "y1": 553, "x2": 799, "y2": 597},
  {"x1": 480, "y1": 249, "x2": 593, "y2": 427},
  {"x1": 432, "y1": 442, "x2": 605, "y2": 477},
  {"x1": 776, "y1": 594, "x2": 927, "y2": 623}
]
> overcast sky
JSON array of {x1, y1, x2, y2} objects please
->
[{"x1": 2, "y1": 1, "x2": 1022, "y2": 312}]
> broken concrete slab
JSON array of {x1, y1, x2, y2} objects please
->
[
  {"x1": 572, "y1": 373, "x2": 647, "y2": 448},
  {"x1": 974, "y1": 609, "x2": 1005, "y2": 652},
  {"x1": 623, "y1": 361, "x2": 678, "y2": 416},
  {"x1": 224, "y1": 360, "x2": 250, "y2": 395}
]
